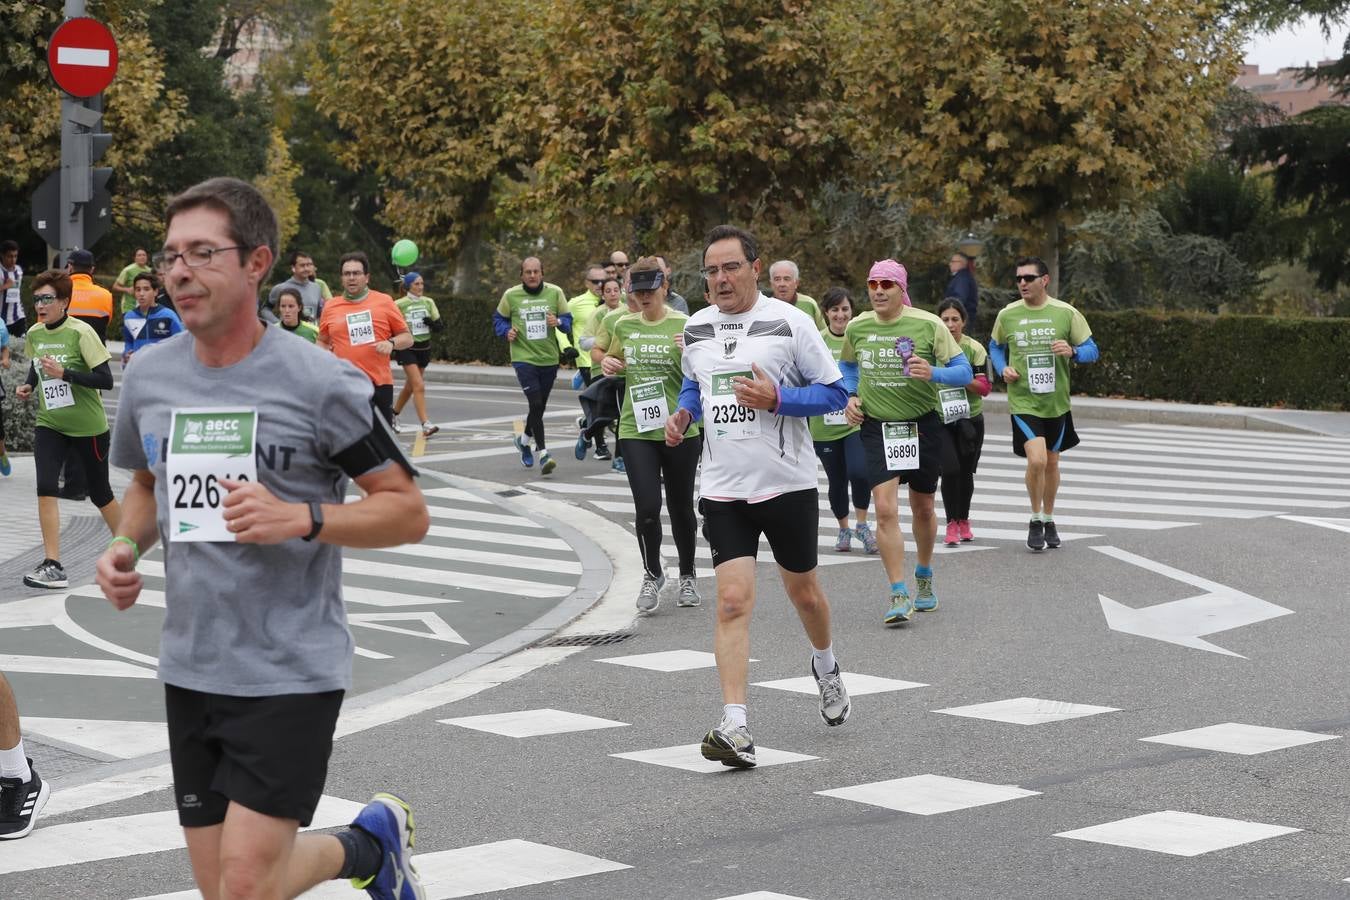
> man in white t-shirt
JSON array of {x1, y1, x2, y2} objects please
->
[
  {"x1": 665, "y1": 224, "x2": 852, "y2": 768},
  {"x1": 0, "y1": 241, "x2": 25, "y2": 338}
]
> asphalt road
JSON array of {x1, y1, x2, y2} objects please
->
[{"x1": 15, "y1": 378, "x2": 1350, "y2": 899}]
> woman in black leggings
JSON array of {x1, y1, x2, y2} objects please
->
[
  {"x1": 601, "y1": 257, "x2": 702, "y2": 613},
  {"x1": 936, "y1": 298, "x2": 990, "y2": 544}
]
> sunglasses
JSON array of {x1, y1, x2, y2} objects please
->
[
  {"x1": 1015, "y1": 274, "x2": 1042, "y2": 283},
  {"x1": 588, "y1": 278, "x2": 605, "y2": 285},
  {"x1": 32, "y1": 292, "x2": 59, "y2": 304},
  {"x1": 867, "y1": 279, "x2": 898, "y2": 291}
]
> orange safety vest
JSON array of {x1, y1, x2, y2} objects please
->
[{"x1": 67, "y1": 273, "x2": 113, "y2": 320}]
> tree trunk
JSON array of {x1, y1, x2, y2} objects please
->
[
  {"x1": 1040, "y1": 212, "x2": 1061, "y2": 296},
  {"x1": 452, "y1": 223, "x2": 486, "y2": 298}
]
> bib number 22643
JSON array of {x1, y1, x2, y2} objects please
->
[{"x1": 167, "y1": 408, "x2": 259, "y2": 542}]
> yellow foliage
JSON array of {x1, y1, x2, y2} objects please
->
[{"x1": 255, "y1": 128, "x2": 301, "y2": 251}]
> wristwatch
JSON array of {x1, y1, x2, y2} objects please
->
[{"x1": 302, "y1": 501, "x2": 324, "y2": 542}]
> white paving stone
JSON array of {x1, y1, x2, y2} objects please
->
[
  {"x1": 439, "y1": 708, "x2": 628, "y2": 738},
  {"x1": 1056, "y1": 810, "x2": 1300, "y2": 857},
  {"x1": 716, "y1": 893, "x2": 815, "y2": 900},
  {"x1": 934, "y1": 696, "x2": 1119, "y2": 725},
  {"x1": 611, "y1": 744, "x2": 817, "y2": 773},
  {"x1": 596, "y1": 649, "x2": 756, "y2": 672},
  {"x1": 1139, "y1": 722, "x2": 1339, "y2": 755},
  {"x1": 816, "y1": 774, "x2": 1040, "y2": 816},
  {"x1": 753, "y1": 673, "x2": 927, "y2": 696}
]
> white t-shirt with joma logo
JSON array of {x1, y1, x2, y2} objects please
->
[{"x1": 681, "y1": 294, "x2": 841, "y2": 500}]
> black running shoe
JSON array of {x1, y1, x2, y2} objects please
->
[
  {"x1": 1027, "y1": 520, "x2": 1045, "y2": 552},
  {"x1": 594, "y1": 444, "x2": 613, "y2": 461},
  {"x1": 1044, "y1": 521, "x2": 1061, "y2": 549},
  {"x1": 0, "y1": 760, "x2": 50, "y2": 840}
]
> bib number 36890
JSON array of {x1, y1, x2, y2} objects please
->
[
  {"x1": 1026, "y1": 353, "x2": 1056, "y2": 394},
  {"x1": 882, "y1": 421, "x2": 920, "y2": 471},
  {"x1": 167, "y1": 408, "x2": 259, "y2": 542}
]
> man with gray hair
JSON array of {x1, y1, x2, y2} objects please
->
[{"x1": 769, "y1": 259, "x2": 825, "y2": 329}]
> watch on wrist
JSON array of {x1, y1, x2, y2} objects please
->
[{"x1": 303, "y1": 501, "x2": 324, "y2": 542}]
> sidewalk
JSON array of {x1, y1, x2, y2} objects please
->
[
  {"x1": 416, "y1": 361, "x2": 1350, "y2": 438},
  {"x1": 0, "y1": 456, "x2": 132, "y2": 568}
]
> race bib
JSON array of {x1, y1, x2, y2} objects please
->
[
  {"x1": 41, "y1": 374, "x2": 74, "y2": 410},
  {"x1": 1027, "y1": 353, "x2": 1055, "y2": 394},
  {"x1": 823, "y1": 409, "x2": 849, "y2": 426},
  {"x1": 346, "y1": 310, "x2": 375, "y2": 346},
  {"x1": 524, "y1": 309, "x2": 547, "y2": 341},
  {"x1": 938, "y1": 387, "x2": 970, "y2": 424},
  {"x1": 629, "y1": 381, "x2": 669, "y2": 433},
  {"x1": 882, "y1": 421, "x2": 920, "y2": 471},
  {"x1": 407, "y1": 309, "x2": 430, "y2": 337},
  {"x1": 705, "y1": 370, "x2": 761, "y2": 441},
  {"x1": 167, "y1": 408, "x2": 259, "y2": 542}
]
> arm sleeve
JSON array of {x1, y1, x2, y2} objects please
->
[
  {"x1": 492, "y1": 310, "x2": 513, "y2": 338},
  {"x1": 64, "y1": 360, "x2": 113, "y2": 390},
  {"x1": 989, "y1": 341, "x2": 1009, "y2": 373},
  {"x1": 839, "y1": 360, "x2": 860, "y2": 394},
  {"x1": 25, "y1": 361, "x2": 38, "y2": 388},
  {"x1": 557, "y1": 312, "x2": 573, "y2": 336},
  {"x1": 1071, "y1": 336, "x2": 1100, "y2": 364},
  {"x1": 929, "y1": 353, "x2": 973, "y2": 387},
  {"x1": 678, "y1": 376, "x2": 703, "y2": 422},
  {"x1": 776, "y1": 380, "x2": 848, "y2": 417}
]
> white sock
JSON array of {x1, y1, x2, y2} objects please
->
[
  {"x1": 722, "y1": 703, "x2": 747, "y2": 729},
  {"x1": 812, "y1": 645, "x2": 837, "y2": 676},
  {"x1": 0, "y1": 739, "x2": 31, "y2": 782}
]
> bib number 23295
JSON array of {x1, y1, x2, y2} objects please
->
[
  {"x1": 706, "y1": 371, "x2": 760, "y2": 440},
  {"x1": 167, "y1": 408, "x2": 259, "y2": 542},
  {"x1": 1026, "y1": 353, "x2": 1056, "y2": 394},
  {"x1": 882, "y1": 421, "x2": 920, "y2": 471}
]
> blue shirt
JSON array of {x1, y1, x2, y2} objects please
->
[{"x1": 122, "y1": 304, "x2": 184, "y2": 357}]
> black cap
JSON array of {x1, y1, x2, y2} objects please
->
[
  {"x1": 68, "y1": 249, "x2": 95, "y2": 267},
  {"x1": 628, "y1": 269, "x2": 664, "y2": 291}
]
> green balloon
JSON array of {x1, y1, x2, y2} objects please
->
[{"x1": 391, "y1": 239, "x2": 419, "y2": 267}]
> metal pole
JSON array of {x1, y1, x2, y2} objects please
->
[{"x1": 56, "y1": 0, "x2": 87, "y2": 266}]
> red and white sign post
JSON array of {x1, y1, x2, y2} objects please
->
[{"x1": 46, "y1": 17, "x2": 119, "y2": 98}]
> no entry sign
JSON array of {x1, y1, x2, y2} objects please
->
[{"x1": 47, "y1": 17, "x2": 119, "y2": 98}]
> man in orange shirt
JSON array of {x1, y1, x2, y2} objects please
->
[
  {"x1": 66, "y1": 250, "x2": 114, "y2": 342},
  {"x1": 318, "y1": 251, "x2": 412, "y2": 425}
]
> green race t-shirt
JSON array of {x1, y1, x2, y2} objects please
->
[
  {"x1": 593, "y1": 305, "x2": 636, "y2": 380},
  {"x1": 990, "y1": 297, "x2": 1092, "y2": 418},
  {"x1": 958, "y1": 333, "x2": 989, "y2": 418},
  {"x1": 116, "y1": 263, "x2": 153, "y2": 313},
  {"x1": 25, "y1": 316, "x2": 111, "y2": 436},
  {"x1": 842, "y1": 308, "x2": 962, "y2": 423},
  {"x1": 496, "y1": 283, "x2": 569, "y2": 367},
  {"x1": 793, "y1": 293, "x2": 826, "y2": 331},
  {"x1": 276, "y1": 320, "x2": 319, "y2": 344},
  {"x1": 396, "y1": 295, "x2": 440, "y2": 346},
  {"x1": 606, "y1": 310, "x2": 699, "y2": 441},
  {"x1": 809, "y1": 329, "x2": 858, "y2": 442}
]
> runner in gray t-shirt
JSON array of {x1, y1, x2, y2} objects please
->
[{"x1": 95, "y1": 178, "x2": 429, "y2": 900}]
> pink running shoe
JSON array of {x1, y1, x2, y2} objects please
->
[
  {"x1": 944, "y1": 520, "x2": 960, "y2": 546},
  {"x1": 959, "y1": 520, "x2": 974, "y2": 542}
]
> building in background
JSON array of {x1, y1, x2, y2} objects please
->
[{"x1": 1234, "y1": 60, "x2": 1347, "y2": 115}]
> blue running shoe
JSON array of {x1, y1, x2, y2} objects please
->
[
  {"x1": 914, "y1": 570, "x2": 938, "y2": 611},
  {"x1": 513, "y1": 434, "x2": 534, "y2": 468},
  {"x1": 574, "y1": 432, "x2": 588, "y2": 460},
  {"x1": 611, "y1": 457, "x2": 626, "y2": 474},
  {"x1": 884, "y1": 587, "x2": 915, "y2": 625},
  {"x1": 350, "y1": 793, "x2": 425, "y2": 900},
  {"x1": 572, "y1": 371, "x2": 584, "y2": 390},
  {"x1": 0, "y1": 454, "x2": 9, "y2": 477}
]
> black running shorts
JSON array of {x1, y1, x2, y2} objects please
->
[
  {"x1": 860, "y1": 412, "x2": 943, "y2": 494},
  {"x1": 1011, "y1": 411, "x2": 1080, "y2": 458},
  {"x1": 165, "y1": 684, "x2": 344, "y2": 827},
  {"x1": 393, "y1": 346, "x2": 432, "y2": 369},
  {"x1": 699, "y1": 488, "x2": 819, "y2": 573}
]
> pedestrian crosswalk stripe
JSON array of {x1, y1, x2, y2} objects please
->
[
  {"x1": 353, "y1": 543, "x2": 583, "y2": 576},
  {"x1": 425, "y1": 524, "x2": 570, "y2": 551},
  {"x1": 0, "y1": 653, "x2": 156, "y2": 679},
  {"x1": 1118, "y1": 422, "x2": 1350, "y2": 447},
  {"x1": 425, "y1": 503, "x2": 543, "y2": 529},
  {"x1": 1050, "y1": 446, "x2": 1347, "y2": 477},
  {"x1": 1070, "y1": 434, "x2": 1350, "y2": 466},
  {"x1": 977, "y1": 465, "x2": 1350, "y2": 498},
  {"x1": 970, "y1": 478, "x2": 1347, "y2": 508},
  {"x1": 21, "y1": 717, "x2": 167, "y2": 760},
  {"x1": 977, "y1": 455, "x2": 1349, "y2": 487},
  {"x1": 422, "y1": 485, "x2": 501, "y2": 505},
  {"x1": 340, "y1": 557, "x2": 572, "y2": 599},
  {"x1": 1078, "y1": 428, "x2": 1350, "y2": 460},
  {"x1": 955, "y1": 491, "x2": 1265, "y2": 519}
]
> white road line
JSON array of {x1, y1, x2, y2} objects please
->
[
  {"x1": 339, "y1": 557, "x2": 572, "y2": 599},
  {"x1": 975, "y1": 456, "x2": 1350, "y2": 487},
  {"x1": 974, "y1": 465, "x2": 1350, "y2": 498},
  {"x1": 361, "y1": 543, "x2": 583, "y2": 575},
  {"x1": 422, "y1": 486, "x2": 499, "y2": 504},
  {"x1": 53, "y1": 607, "x2": 160, "y2": 667},
  {"x1": 1078, "y1": 428, "x2": 1350, "y2": 459},
  {"x1": 425, "y1": 505, "x2": 541, "y2": 529},
  {"x1": 424, "y1": 524, "x2": 570, "y2": 550},
  {"x1": 1120, "y1": 423, "x2": 1350, "y2": 446},
  {"x1": 1070, "y1": 435, "x2": 1350, "y2": 465},
  {"x1": 0, "y1": 654, "x2": 156, "y2": 679},
  {"x1": 969, "y1": 477, "x2": 1347, "y2": 508},
  {"x1": 1061, "y1": 446, "x2": 1348, "y2": 476},
  {"x1": 22, "y1": 717, "x2": 167, "y2": 760}
]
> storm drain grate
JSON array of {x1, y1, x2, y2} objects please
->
[
  {"x1": 535, "y1": 632, "x2": 635, "y2": 648},
  {"x1": 496, "y1": 489, "x2": 526, "y2": 497}
]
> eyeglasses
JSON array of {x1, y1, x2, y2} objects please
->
[
  {"x1": 32, "y1": 292, "x2": 59, "y2": 304},
  {"x1": 867, "y1": 279, "x2": 898, "y2": 291},
  {"x1": 341, "y1": 270, "x2": 366, "y2": 277},
  {"x1": 153, "y1": 246, "x2": 249, "y2": 271},
  {"x1": 588, "y1": 278, "x2": 605, "y2": 285},
  {"x1": 699, "y1": 260, "x2": 747, "y2": 279},
  {"x1": 611, "y1": 261, "x2": 629, "y2": 269},
  {"x1": 1015, "y1": 274, "x2": 1042, "y2": 283}
]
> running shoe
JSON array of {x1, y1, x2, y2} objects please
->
[
  {"x1": 391, "y1": 416, "x2": 407, "y2": 434},
  {"x1": 1044, "y1": 520, "x2": 1061, "y2": 549},
  {"x1": 574, "y1": 432, "x2": 588, "y2": 460},
  {"x1": 420, "y1": 421, "x2": 439, "y2": 437},
  {"x1": 611, "y1": 457, "x2": 626, "y2": 474},
  {"x1": 348, "y1": 793, "x2": 425, "y2": 900},
  {"x1": 676, "y1": 575, "x2": 701, "y2": 608},
  {"x1": 539, "y1": 452, "x2": 557, "y2": 475},
  {"x1": 958, "y1": 519, "x2": 974, "y2": 542},
  {"x1": 944, "y1": 520, "x2": 960, "y2": 546},
  {"x1": 594, "y1": 444, "x2": 612, "y2": 461},
  {"x1": 0, "y1": 454, "x2": 10, "y2": 477},
  {"x1": 1027, "y1": 519, "x2": 1045, "y2": 552},
  {"x1": 834, "y1": 527, "x2": 852, "y2": 552},
  {"x1": 0, "y1": 760, "x2": 49, "y2": 840},
  {"x1": 576, "y1": 415, "x2": 587, "y2": 430},
  {"x1": 700, "y1": 718, "x2": 756, "y2": 768},
  {"x1": 883, "y1": 586, "x2": 915, "y2": 625},
  {"x1": 811, "y1": 658, "x2": 851, "y2": 726},
  {"x1": 23, "y1": 560, "x2": 67, "y2": 590},
  {"x1": 513, "y1": 435, "x2": 534, "y2": 468},
  {"x1": 855, "y1": 522, "x2": 878, "y2": 554},
  {"x1": 914, "y1": 570, "x2": 938, "y2": 612},
  {"x1": 636, "y1": 574, "x2": 666, "y2": 613}
]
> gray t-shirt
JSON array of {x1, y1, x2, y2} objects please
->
[
  {"x1": 110, "y1": 327, "x2": 381, "y2": 696},
  {"x1": 266, "y1": 277, "x2": 325, "y2": 322}
]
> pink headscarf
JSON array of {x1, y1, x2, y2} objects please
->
[{"x1": 868, "y1": 259, "x2": 912, "y2": 306}]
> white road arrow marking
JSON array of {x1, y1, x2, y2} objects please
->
[
  {"x1": 348, "y1": 612, "x2": 468, "y2": 645},
  {"x1": 1092, "y1": 546, "x2": 1292, "y2": 657},
  {"x1": 1278, "y1": 515, "x2": 1350, "y2": 535}
]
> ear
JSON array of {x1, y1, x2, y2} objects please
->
[{"x1": 246, "y1": 245, "x2": 274, "y2": 286}]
